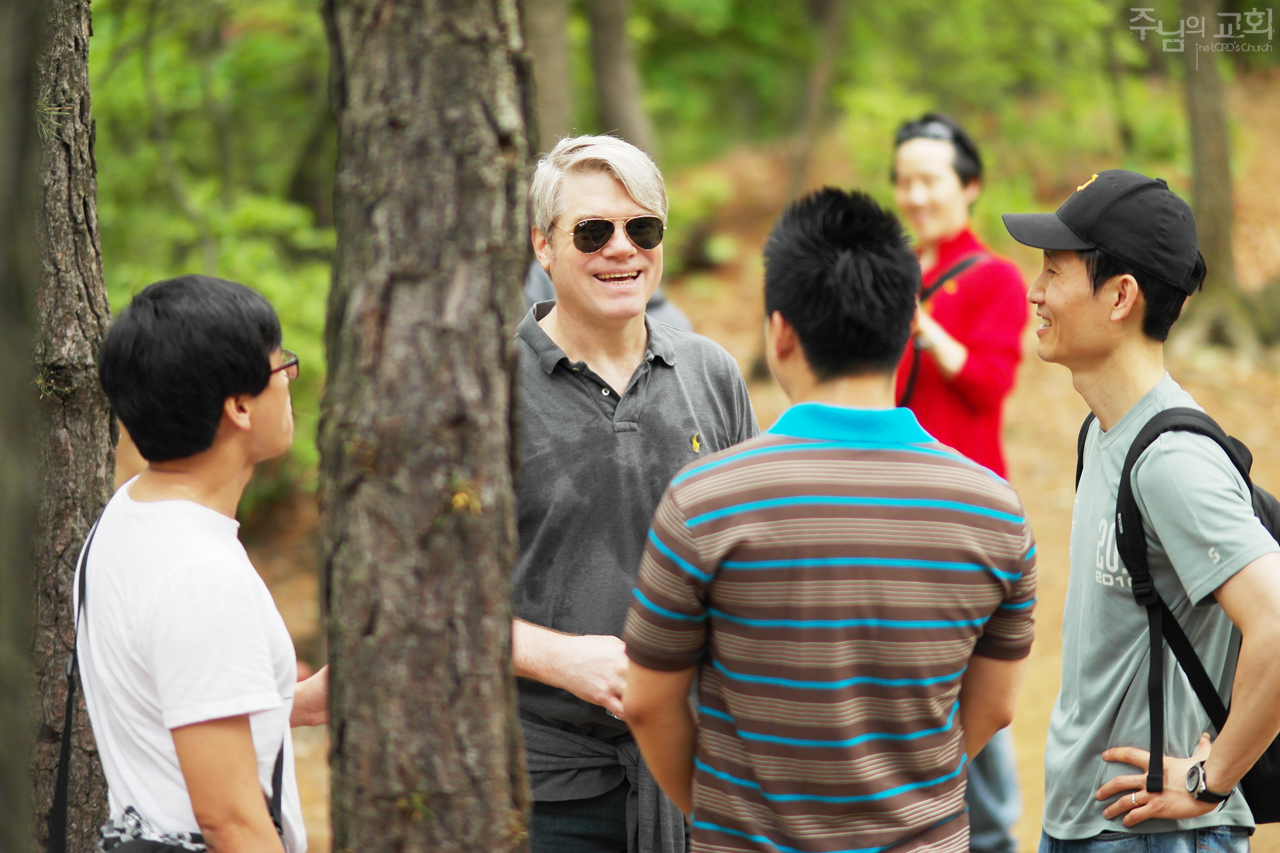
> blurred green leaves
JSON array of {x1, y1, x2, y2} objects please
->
[
  {"x1": 91, "y1": 0, "x2": 333, "y2": 488},
  {"x1": 87, "y1": 0, "x2": 1274, "y2": 499}
]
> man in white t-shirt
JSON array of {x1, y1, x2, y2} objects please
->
[{"x1": 83, "y1": 275, "x2": 328, "y2": 853}]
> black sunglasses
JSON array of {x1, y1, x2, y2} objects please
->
[{"x1": 558, "y1": 216, "x2": 665, "y2": 254}]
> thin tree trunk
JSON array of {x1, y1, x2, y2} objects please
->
[
  {"x1": 0, "y1": 1, "x2": 42, "y2": 848},
  {"x1": 584, "y1": 0, "x2": 656, "y2": 155},
  {"x1": 1176, "y1": 0, "x2": 1253, "y2": 351},
  {"x1": 320, "y1": 1, "x2": 532, "y2": 850},
  {"x1": 31, "y1": 0, "x2": 116, "y2": 848},
  {"x1": 520, "y1": 0, "x2": 573, "y2": 152},
  {"x1": 788, "y1": 0, "x2": 849, "y2": 200}
]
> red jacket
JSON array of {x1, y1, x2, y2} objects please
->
[{"x1": 894, "y1": 228, "x2": 1027, "y2": 478}]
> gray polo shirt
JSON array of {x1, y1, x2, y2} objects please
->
[
  {"x1": 1045, "y1": 374, "x2": 1276, "y2": 838},
  {"x1": 514, "y1": 302, "x2": 758, "y2": 799}
]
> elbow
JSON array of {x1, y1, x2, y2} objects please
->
[
  {"x1": 191, "y1": 801, "x2": 279, "y2": 851},
  {"x1": 622, "y1": 693, "x2": 662, "y2": 732}
]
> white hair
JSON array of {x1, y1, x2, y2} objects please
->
[{"x1": 529, "y1": 135, "x2": 668, "y2": 241}]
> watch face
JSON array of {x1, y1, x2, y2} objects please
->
[{"x1": 1186, "y1": 762, "x2": 1203, "y2": 794}]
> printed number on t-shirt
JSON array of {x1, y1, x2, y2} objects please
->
[{"x1": 1094, "y1": 518, "x2": 1132, "y2": 588}]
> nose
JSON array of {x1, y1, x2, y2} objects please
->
[
  {"x1": 600, "y1": 220, "x2": 637, "y2": 258},
  {"x1": 1027, "y1": 273, "x2": 1046, "y2": 306},
  {"x1": 907, "y1": 180, "x2": 930, "y2": 207}
]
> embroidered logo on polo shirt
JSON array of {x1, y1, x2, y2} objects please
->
[{"x1": 691, "y1": 432, "x2": 702, "y2": 453}]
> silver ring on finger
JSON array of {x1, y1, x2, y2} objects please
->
[{"x1": 1130, "y1": 792, "x2": 1138, "y2": 806}]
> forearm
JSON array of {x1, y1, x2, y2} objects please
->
[
  {"x1": 958, "y1": 656, "x2": 1026, "y2": 758},
  {"x1": 625, "y1": 662, "x2": 697, "y2": 814},
  {"x1": 631, "y1": 706, "x2": 696, "y2": 815},
  {"x1": 200, "y1": 817, "x2": 284, "y2": 853},
  {"x1": 513, "y1": 618, "x2": 569, "y2": 686},
  {"x1": 512, "y1": 618, "x2": 629, "y2": 716},
  {"x1": 1203, "y1": 626, "x2": 1280, "y2": 791},
  {"x1": 915, "y1": 312, "x2": 967, "y2": 379},
  {"x1": 290, "y1": 665, "x2": 328, "y2": 727}
]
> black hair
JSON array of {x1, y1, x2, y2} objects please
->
[
  {"x1": 764, "y1": 188, "x2": 920, "y2": 379},
  {"x1": 1079, "y1": 248, "x2": 1206, "y2": 342},
  {"x1": 891, "y1": 112, "x2": 984, "y2": 187},
  {"x1": 99, "y1": 275, "x2": 282, "y2": 462}
]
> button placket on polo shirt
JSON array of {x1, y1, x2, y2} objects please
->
[{"x1": 612, "y1": 356, "x2": 653, "y2": 433}]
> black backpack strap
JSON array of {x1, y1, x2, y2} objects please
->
[
  {"x1": 48, "y1": 521, "x2": 100, "y2": 853},
  {"x1": 897, "y1": 253, "x2": 985, "y2": 408},
  {"x1": 269, "y1": 741, "x2": 285, "y2": 834},
  {"x1": 1114, "y1": 407, "x2": 1251, "y2": 793},
  {"x1": 1075, "y1": 412, "x2": 1096, "y2": 491}
]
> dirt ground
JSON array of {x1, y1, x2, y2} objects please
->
[{"x1": 250, "y1": 69, "x2": 1280, "y2": 852}]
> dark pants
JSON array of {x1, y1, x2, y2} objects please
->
[{"x1": 531, "y1": 779, "x2": 630, "y2": 853}]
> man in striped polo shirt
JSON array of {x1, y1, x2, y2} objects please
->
[{"x1": 623, "y1": 188, "x2": 1038, "y2": 853}]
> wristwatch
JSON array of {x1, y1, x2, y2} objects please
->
[{"x1": 1185, "y1": 761, "x2": 1232, "y2": 804}]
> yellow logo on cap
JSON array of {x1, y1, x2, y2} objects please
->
[{"x1": 1077, "y1": 174, "x2": 1099, "y2": 192}]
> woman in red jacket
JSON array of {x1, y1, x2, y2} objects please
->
[
  {"x1": 891, "y1": 113, "x2": 1029, "y2": 853},
  {"x1": 892, "y1": 113, "x2": 1027, "y2": 480}
]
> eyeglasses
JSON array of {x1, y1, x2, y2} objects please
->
[
  {"x1": 270, "y1": 350, "x2": 299, "y2": 380},
  {"x1": 557, "y1": 216, "x2": 665, "y2": 254}
]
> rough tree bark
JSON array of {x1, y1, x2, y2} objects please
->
[
  {"x1": 320, "y1": 1, "x2": 532, "y2": 850},
  {"x1": 584, "y1": 0, "x2": 656, "y2": 155},
  {"x1": 1175, "y1": 0, "x2": 1253, "y2": 351},
  {"x1": 1, "y1": 1, "x2": 42, "y2": 849},
  {"x1": 31, "y1": 0, "x2": 116, "y2": 848},
  {"x1": 520, "y1": 0, "x2": 574, "y2": 151}
]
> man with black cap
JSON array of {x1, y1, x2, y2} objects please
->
[{"x1": 1004, "y1": 171, "x2": 1280, "y2": 853}]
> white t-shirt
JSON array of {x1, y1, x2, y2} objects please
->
[{"x1": 75, "y1": 483, "x2": 306, "y2": 852}]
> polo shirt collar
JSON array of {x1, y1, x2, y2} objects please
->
[
  {"x1": 768, "y1": 402, "x2": 934, "y2": 444},
  {"x1": 517, "y1": 302, "x2": 678, "y2": 374}
]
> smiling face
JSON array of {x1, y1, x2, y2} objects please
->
[
  {"x1": 1028, "y1": 250, "x2": 1125, "y2": 369},
  {"x1": 893, "y1": 138, "x2": 979, "y2": 248},
  {"x1": 531, "y1": 169, "x2": 663, "y2": 326}
]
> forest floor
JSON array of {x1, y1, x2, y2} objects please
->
[{"x1": 250, "y1": 68, "x2": 1280, "y2": 852}]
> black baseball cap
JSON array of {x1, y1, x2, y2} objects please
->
[{"x1": 1002, "y1": 169, "x2": 1202, "y2": 294}]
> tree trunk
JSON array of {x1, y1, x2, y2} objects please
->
[
  {"x1": 31, "y1": 0, "x2": 116, "y2": 848},
  {"x1": 0, "y1": 1, "x2": 42, "y2": 848},
  {"x1": 584, "y1": 0, "x2": 656, "y2": 155},
  {"x1": 788, "y1": 0, "x2": 849, "y2": 200},
  {"x1": 320, "y1": 1, "x2": 532, "y2": 850},
  {"x1": 520, "y1": 0, "x2": 574, "y2": 152},
  {"x1": 1175, "y1": 0, "x2": 1253, "y2": 351}
]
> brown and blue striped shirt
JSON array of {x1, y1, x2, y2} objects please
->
[{"x1": 624, "y1": 403, "x2": 1036, "y2": 853}]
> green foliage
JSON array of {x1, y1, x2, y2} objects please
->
[
  {"x1": 90, "y1": 0, "x2": 333, "y2": 494},
  {"x1": 632, "y1": 0, "x2": 816, "y2": 167},
  {"x1": 85, "y1": 0, "x2": 1274, "y2": 502}
]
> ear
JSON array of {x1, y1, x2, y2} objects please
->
[
  {"x1": 767, "y1": 311, "x2": 799, "y2": 362},
  {"x1": 222, "y1": 393, "x2": 253, "y2": 433},
  {"x1": 1108, "y1": 273, "x2": 1142, "y2": 324},
  {"x1": 531, "y1": 227, "x2": 552, "y2": 273},
  {"x1": 961, "y1": 178, "x2": 981, "y2": 207}
]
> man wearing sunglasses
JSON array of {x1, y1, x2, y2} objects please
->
[
  {"x1": 891, "y1": 112, "x2": 1029, "y2": 853},
  {"x1": 512, "y1": 135, "x2": 758, "y2": 852}
]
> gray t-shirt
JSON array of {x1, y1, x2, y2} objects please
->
[
  {"x1": 514, "y1": 302, "x2": 758, "y2": 799},
  {"x1": 1044, "y1": 374, "x2": 1277, "y2": 838}
]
